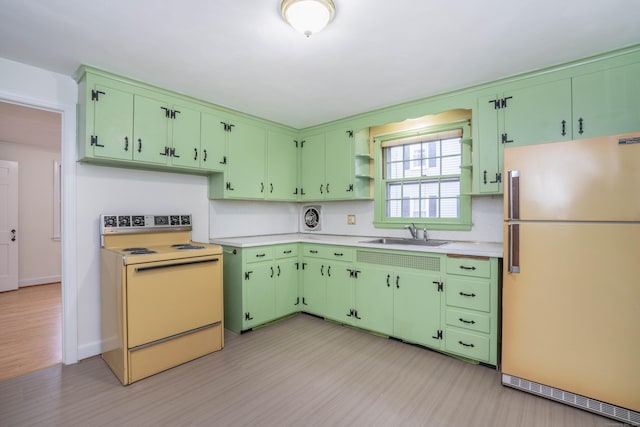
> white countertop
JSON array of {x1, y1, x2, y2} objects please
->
[{"x1": 210, "y1": 233, "x2": 503, "y2": 258}]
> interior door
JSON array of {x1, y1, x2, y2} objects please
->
[{"x1": 0, "y1": 160, "x2": 18, "y2": 292}]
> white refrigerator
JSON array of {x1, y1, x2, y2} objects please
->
[{"x1": 502, "y1": 132, "x2": 640, "y2": 425}]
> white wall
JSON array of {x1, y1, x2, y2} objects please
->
[
  {"x1": 210, "y1": 196, "x2": 503, "y2": 242},
  {"x1": 76, "y1": 164, "x2": 209, "y2": 358},
  {"x1": 0, "y1": 142, "x2": 62, "y2": 286},
  {"x1": 209, "y1": 200, "x2": 299, "y2": 238}
]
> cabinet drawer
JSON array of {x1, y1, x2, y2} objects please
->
[
  {"x1": 446, "y1": 308, "x2": 491, "y2": 334},
  {"x1": 445, "y1": 328, "x2": 490, "y2": 362},
  {"x1": 302, "y1": 244, "x2": 327, "y2": 258},
  {"x1": 446, "y1": 276, "x2": 491, "y2": 312},
  {"x1": 303, "y1": 245, "x2": 353, "y2": 261},
  {"x1": 446, "y1": 256, "x2": 490, "y2": 278},
  {"x1": 274, "y1": 244, "x2": 298, "y2": 259},
  {"x1": 245, "y1": 246, "x2": 274, "y2": 263},
  {"x1": 327, "y1": 247, "x2": 353, "y2": 262}
]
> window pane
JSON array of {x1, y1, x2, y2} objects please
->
[
  {"x1": 387, "y1": 162, "x2": 404, "y2": 179},
  {"x1": 441, "y1": 179, "x2": 460, "y2": 197},
  {"x1": 403, "y1": 182, "x2": 420, "y2": 199},
  {"x1": 387, "y1": 199, "x2": 402, "y2": 218},
  {"x1": 387, "y1": 182, "x2": 402, "y2": 199},
  {"x1": 442, "y1": 156, "x2": 461, "y2": 175},
  {"x1": 442, "y1": 138, "x2": 461, "y2": 156},
  {"x1": 422, "y1": 158, "x2": 441, "y2": 176},
  {"x1": 388, "y1": 146, "x2": 404, "y2": 161},
  {"x1": 404, "y1": 160, "x2": 421, "y2": 178},
  {"x1": 420, "y1": 181, "x2": 439, "y2": 198},
  {"x1": 440, "y1": 198, "x2": 459, "y2": 218},
  {"x1": 382, "y1": 133, "x2": 463, "y2": 222}
]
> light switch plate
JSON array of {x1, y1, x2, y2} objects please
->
[{"x1": 347, "y1": 214, "x2": 356, "y2": 225}]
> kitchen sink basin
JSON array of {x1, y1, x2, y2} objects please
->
[{"x1": 361, "y1": 237, "x2": 449, "y2": 247}]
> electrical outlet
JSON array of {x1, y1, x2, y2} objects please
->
[{"x1": 347, "y1": 214, "x2": 356, "y2": 225}]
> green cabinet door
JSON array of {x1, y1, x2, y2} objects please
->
[
  {"x1": 133, "y1": 94, "x2": 170, "y2": 164},
  {"x1": 476, "y1": 94, "x2": 502, "y2": 194},
  {"x1": 275, "y1": 259, "x2": 300, "y2": 318},
  {"x1": 393, "y1": 269, "x2": 442, "y2": 349},
  {"x1": 324, "y1": 128, "x2": 353, "y2": 200},
  {"x1": 572, "y1": 62, "x2": 640, "y2": 138},
  {"x1": 324, "y1": 262, "x2": 354, "y2": 324},
  {"x1": 300, "y1": 133, "x2": 325, "y2": 200},
  {"x1": 200, "y1": 112, "x2": 227, "y2": 172},
  {"x1": 244, "y1": 264, "x2": 276, "y2": 329},
  {"x1": 301, "y1": 258, "x2": 326, "y2": 316},
  {"x1": 267, "y1": 131, "x2": 298, "y2": 200},
  {"x1": 227, "y1": 121, "x2": 266, "y2": 199},
  {"x1": 92, "y1": 84, "x2": 133, "y2": 160},
  {"x1": 355, "y1": 266, "x2": 394, "y2": 336},
  {"x1": 168, "y1": 103, "x2": 201, "y2": 169},
  {"x1": 503, "y1": 79, "x2": 572, "y2": 147}
]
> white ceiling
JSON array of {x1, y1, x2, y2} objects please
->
[{"x1": 0, "y1": 0, "x2": 639, "y2": 129}]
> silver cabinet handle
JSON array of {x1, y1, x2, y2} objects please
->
[
  {"x1": 508, "y1": 224, "x2": 520, "y2": 273},
  {"x1": 507, "y1": 170, "x2": 520, "y2": 220}
]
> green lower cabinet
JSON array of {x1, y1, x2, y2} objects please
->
[
  {"x1": 274, "y1": 258, "x2": 300, "y2": 318},
  {"x1": 392, "y1": 269, "x2": 443, "y2": 349},
  {"x1": 301, "y1": 258, "x2": 326, "y2": 316},
  {"x1": 352, "y1": 266, "x2": 394, "y2": 336},
  {"x1": 243, "y1": 264, "x2": 276, "y2": 330},
  {"x1": 223, "y1": 244, "x2": 301, "y2": 333},
  {"x1": 324, "y1": 263, "x2": 354, "y2": 323},
  {"x1": 443, "y1": 256, "x2": 499, "y2": 365}
]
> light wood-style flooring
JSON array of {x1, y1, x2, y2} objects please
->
[
  {"x1": 0, "y1": 282, "x2": 61, "y2": 381},
  {"x1": 0, "y1": 314, "x2": 612, "y2": 426}
]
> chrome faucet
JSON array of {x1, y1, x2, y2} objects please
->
[{"x1": 405, "y1": 223, "x2": 418, "y2": 239}]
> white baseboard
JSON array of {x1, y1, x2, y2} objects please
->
[
  {"x1": 78, "y1": 340, "x2": 103, "y2": 361},
  {"x1": 19, "y1": 275, "x2": 61, "y2": 287}
]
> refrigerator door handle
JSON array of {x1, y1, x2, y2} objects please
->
[
  {"x1": 508, "y1": 170, "x2": 520, "y2": 220},
  {"x1": 508, "y1": 224, "x2": 520, "y2": 273}
]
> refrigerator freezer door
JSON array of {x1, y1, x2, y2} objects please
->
[
  {"x1": 502, "y1": 222, "x2": 640, "y2": 411},
  {"x1": 503, "y1": 133, "x2": 640, "y2": 222}
]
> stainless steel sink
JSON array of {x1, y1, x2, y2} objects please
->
[{"x1": 361, "y1": 237, "x2": 449, "y2": 247}]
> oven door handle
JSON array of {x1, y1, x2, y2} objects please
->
[{"x1": 134, "y1": 258, "x2": 219, "y2": 272}]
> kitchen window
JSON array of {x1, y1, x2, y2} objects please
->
[{"x1": 373, "y1": 113, "x2": 472, "y2": 230}]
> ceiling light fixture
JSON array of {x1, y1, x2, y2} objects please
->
[{"x1": 281, "y1": 0, "x2": 336, "y2": 38}]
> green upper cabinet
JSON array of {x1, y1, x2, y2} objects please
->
[
  {"x1": 200, "y1": 112, "x2": 228, "y2": 173},
  {"x1": 209, "y1": 119, "x2": 268, "y2": 199},
  {"x1": 299, "y1": 128, "x2": 372, "y2": 201},
  {"x1": 475, "y1": 79, "x2": 572, "y2": 194},
  {"x1": 266, "y1": 131, "x2": 299, "y2": 201},
  {"x1": 299, "y1": 133, "x2": 326, "y2": 200},
  {"x1": 324, "y1": 128, "x2": 354, "y2": 199},
  {"x1": 131, "y1": 95, "x2": 204, "y2": 167},
  {"x1": 227, "y1": 120, "x2": 266, "y2": 199},
  {"x1": 89, "y1": 84, "x2": 134, "y2": 160},
  {"x1": 572, "y1": 62, "x2": 640, "y2": 138}
]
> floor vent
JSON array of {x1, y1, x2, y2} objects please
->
[{"x1": 502, "y1": 374, "x2": 639, "y2": 426}]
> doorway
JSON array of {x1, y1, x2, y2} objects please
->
[{"x1": 0, "y1": 101, "x2": 62, "y2": 379}]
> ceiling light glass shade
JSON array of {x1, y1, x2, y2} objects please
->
[{"x1": 281, "y1": 0, "x2": 336, "y2": 37}]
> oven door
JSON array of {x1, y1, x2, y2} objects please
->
[{"x1": 126, "y1": 255, "x2": 222, "y2": 348}]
